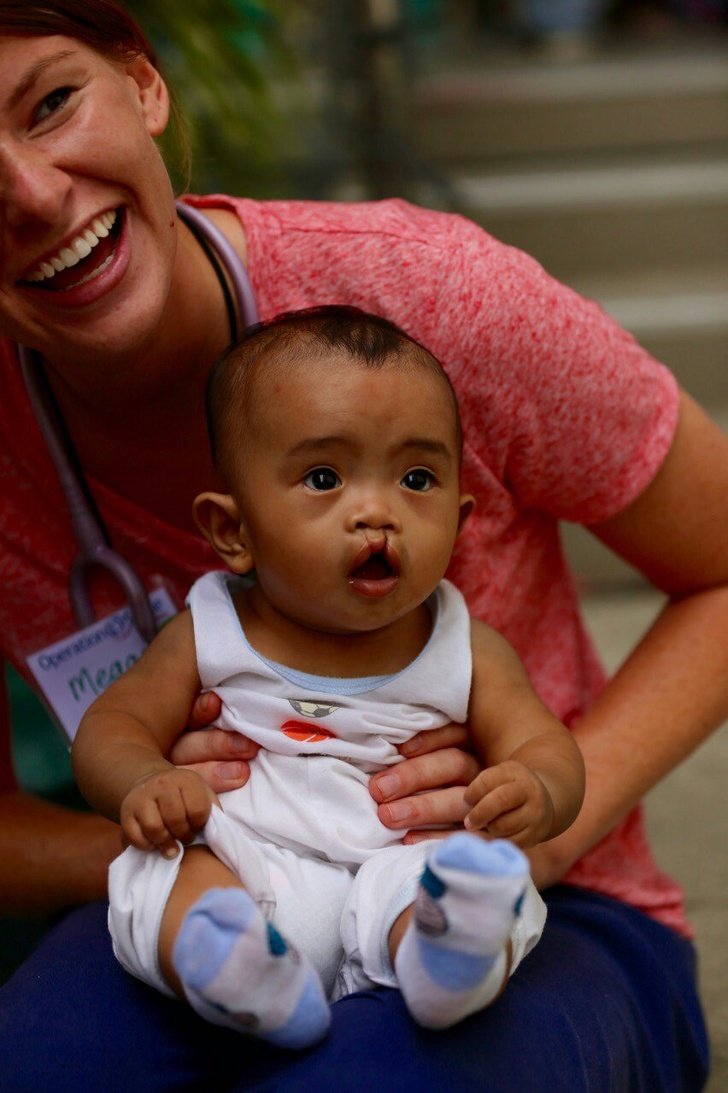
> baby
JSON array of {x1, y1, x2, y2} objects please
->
[{"x1": 72, "y1": 306, "x2": 584, "y2": 1048}]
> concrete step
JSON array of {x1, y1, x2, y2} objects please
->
[
  {"x1": 413, "y1": 48, "x2": 728, "y2": 164},
  {"x1": 455, "y1": 156, "x2": 728, "y2": 281},
  {"x1": 407, "y1": 38, "x2": 728, "y2": 588}
]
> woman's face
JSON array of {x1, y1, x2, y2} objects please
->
[{"x1": 0, "y1": 34, "x2": 177, "y2": 365}]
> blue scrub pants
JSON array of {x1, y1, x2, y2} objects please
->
[{"x1": 0, "y1": 885, "x2": 708, "y2": 1092}]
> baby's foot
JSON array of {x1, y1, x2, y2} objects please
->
[
  {"x1": 173, "y1": 887, "x2": 330, "y2": 1048},
  {"x1": 395, "y1": 833, "x2": 529, "y2": 1028}
]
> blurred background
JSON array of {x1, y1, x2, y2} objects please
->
[
  {"x1": 8, "y1": 2, "x2": 728, "y2": 1082},
  {"x1": 129, "y1": 3, "x2": 728, "y2": 594}
]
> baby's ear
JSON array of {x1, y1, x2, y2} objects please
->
[
  {"x1": 457, "y1": 494, "x2": 475, "y2": 534},
  {"x1": 193, "y1": 493, "x2": 254, "y2": 573}
]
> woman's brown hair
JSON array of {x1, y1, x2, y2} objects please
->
[{"x1": 0, "y1": 1, "x2": 157, "y2": 65}]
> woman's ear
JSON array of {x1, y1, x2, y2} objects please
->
[
  {"x1": 458, "y1": 494, "x2": 475, "y2": 534},
  {"x1": 125, "y1": 56, "x2": 170, "y2": 137},
  {"x1": 193, "y1": 493, "x2": 254, "y2": 574}
]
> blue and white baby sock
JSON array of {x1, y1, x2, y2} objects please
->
[
  {"x1": 172, "y1": 887, "x2": 330, "y2": 1048},
  {"x1": 395, "y1": 833, "x2": 529, "y2": 1029}
]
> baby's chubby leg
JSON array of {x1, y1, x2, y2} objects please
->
[
  {"x1": 392, "y1": 833, "x2": 529, "y2": 1029},
  {"x1": 159, "y1": 847, "x2": 330, "y2": 1047}
]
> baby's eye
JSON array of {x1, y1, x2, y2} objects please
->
[
  {"x1": 34, "y1": 86, "x2": 73, "y2": 124},
  {"x1": 303, "y1": 467, "x2": 341, "y2": 491},
  {"x1": 401, "y1": 469, "x2": 435, "y2": 492}
]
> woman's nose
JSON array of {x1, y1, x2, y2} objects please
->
[{"x1": 0, "y1": 141, "x2": 72, "y2": 231}]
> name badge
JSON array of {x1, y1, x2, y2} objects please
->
[{"x1": 26, "y1": 587, "x2": 178, "y2": 743}]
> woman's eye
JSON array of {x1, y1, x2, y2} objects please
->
[
  {"x1": 35, "y1": 87, "x2": 73, "y2": 124},
  {"x1": 303, "y1": 467, "x2": 341, "y2": 491},
  {"x1": 401, "y1": 469, "x2": 435, "y2": 492}
]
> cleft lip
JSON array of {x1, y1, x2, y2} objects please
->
[{"x1": 347, "y1": 535, "x2": 401, "y2": 581}]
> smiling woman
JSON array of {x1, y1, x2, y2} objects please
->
[
  {"x1": 0, "y1": 1, "x2": 724, "y2": 1090},
  {"x1": 0, "y1": 36, "x2": 183, "y2": 362}
]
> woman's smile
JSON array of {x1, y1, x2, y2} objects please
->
[
  {"x1": 21, "y1": 207, "x2": 119, "y2": 288},
  {"x1": 15, "y1": 203, "x2": 131, "y2": 310}
]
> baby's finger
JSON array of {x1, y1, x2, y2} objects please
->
[
  {"x1": 179, "y1": 789, "x2": 215, "y2": 839},
  {"x1": 134, "y1": 800, "x2": 177, "y2": 849},
  {"x1": 122, "y1": 815, "x2": 159, "y2": 853},
  {"x1": 478, "y1": 804, "x2": 533, "y2": 842},
  {"x1": 157, "y1": 838, "x2": 182, "y2": 860},
  {"x1": 464, "y1": 783, "x2": 526, "y2": 830},
  {"x1": 156, "y1": 791, "x2": 193, "y2": 842}
]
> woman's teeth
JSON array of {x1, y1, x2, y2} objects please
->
[{"x1": 25, "y1": 210, "x2": 117, "y2": 283}]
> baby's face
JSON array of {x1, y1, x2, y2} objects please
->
[{"x1": 226, "y1": 350, "x2": 469, "y2": 636}]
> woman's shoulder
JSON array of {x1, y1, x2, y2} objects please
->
[{"x1": 191, "y1": 192, "x2": 493, "y2": 255}]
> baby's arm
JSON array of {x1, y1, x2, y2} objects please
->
[
  {"x1": 463, "y1": 621, "x2": 585, "y2": 848},
  {"x1": 71, "y1": 611, "x2": 216, "y2": 858}
]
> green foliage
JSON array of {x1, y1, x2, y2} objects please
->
[{"x1": 124, "y1": 0, "x2": 305, "y2": 196}]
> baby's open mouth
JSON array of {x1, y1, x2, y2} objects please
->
[
  {"x1": 350, "y1": 553, "x2": 395, "y2": 581},
  {"x1": 20, "y1": 208, "x2": 123, "y2": 292},
  {"x1": 348, "y1": 541, "x2": 400, "y2": 597}
]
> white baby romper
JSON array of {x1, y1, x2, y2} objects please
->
[{"x1": 109, "y1": 572, "x2": 545, "y2": 999}]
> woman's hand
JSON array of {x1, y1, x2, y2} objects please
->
[
  {"x1": 167, "y1": 692, "x2": 260, "y2": 794},
  {"x1": 370, "y1": 723, "x2": 480, "y2": 843}
]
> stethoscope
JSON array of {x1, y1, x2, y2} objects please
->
[{"x1": 18, "y1": 201, "x2": 259, "y2": 645}]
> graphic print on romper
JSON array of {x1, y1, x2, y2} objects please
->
[{"x1": 282, "y1": 700, "x2": 341, "y2": 745}]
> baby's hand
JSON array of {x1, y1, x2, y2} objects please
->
[
  {"x1": 463, "y1": 760, "x2": 554, "y2": 849},
  {"x1": 120, "y1": 768, "x2": 218, "y2": 858}
]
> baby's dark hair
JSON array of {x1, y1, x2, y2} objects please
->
[{"x1": 206, "y1": 305, "x2": 462, "y2": 481}]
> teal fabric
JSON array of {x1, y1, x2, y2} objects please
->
[
  {"x1": 6, "y1": 664, "x2": 74, "y2": 797},
  {"x1": 1, "y1": 667, "x2": 87, "y2": 984}
]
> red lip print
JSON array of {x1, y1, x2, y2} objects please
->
[{"x1": 281, "y1": 720, "x2": 338, "y2": 744}]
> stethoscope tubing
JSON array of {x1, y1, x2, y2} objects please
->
[{"x1": 17, "y1": 200, "x2": 258, "y2": 644}]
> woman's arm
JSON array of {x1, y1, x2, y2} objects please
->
[
  {"x1": 530, "y1": 391, "x2": 728, "y2": 886},
  {"x1": 0, "y1": 669, "x2": 118, "y2": 913},
  {"x1": 0, "y1": 792, "x2": 120, "y2": 914},
  {"x1": 0, "y1": 659, "x2": 248, "y2": 916}
]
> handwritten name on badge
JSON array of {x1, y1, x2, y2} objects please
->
[{"x1": 27, "y1": 587, "x2": 177, "y2": 743}]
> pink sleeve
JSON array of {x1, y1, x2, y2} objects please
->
[{"x1": 444, "y1": 216, "x2": 681, "y2": 524}]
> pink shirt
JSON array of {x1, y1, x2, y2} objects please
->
[{"x1": 0, "y1": 195, "x2": 687, "y2": 932}]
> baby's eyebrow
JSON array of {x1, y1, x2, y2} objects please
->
[
  {"x1": 284, "y1": 436, "x2": 350, "y2": 459},
  {"x1": 395, "y1": 438, "x2": 453, "y2": 462},
  {"x1": 284, "y1": 436, "x2": 453, "y2": 463}
]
